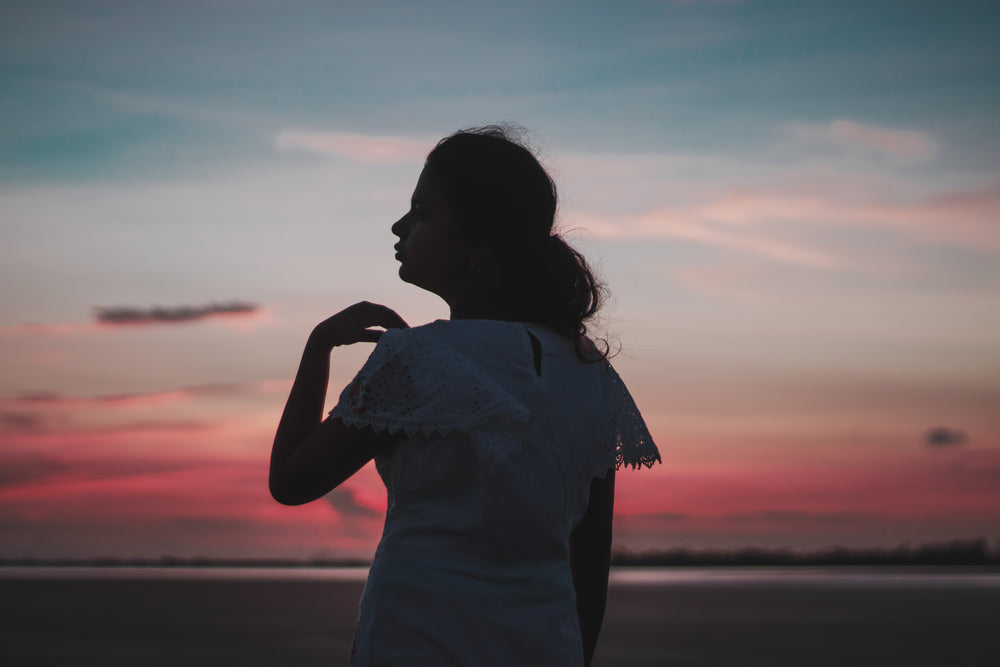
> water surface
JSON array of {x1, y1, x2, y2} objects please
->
[{"x1": 1, "y1": 567, "x2": 996, "y2": 666}]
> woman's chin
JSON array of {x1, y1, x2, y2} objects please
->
[{"x1": 397, "y1": 265, "x2": 417, "y2": 286}]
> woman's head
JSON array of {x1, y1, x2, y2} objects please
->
[
  {"x1": 393, "y1": 125, "x2": 605, "y2": 340},
  {"x1": 425, "y1": 126, "x2": 557, "y2": 250}
]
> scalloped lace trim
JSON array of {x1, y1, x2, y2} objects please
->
[{"x1": 599, "y1": 364, "x2": 661, "y2": 474}]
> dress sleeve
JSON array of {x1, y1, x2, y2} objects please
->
[
  {"x1": 592, "y1": 363, "x2": 661, "y2": 477},
  {"x1": 328, "y1": 327, "x2": 533, "y2": 470}
]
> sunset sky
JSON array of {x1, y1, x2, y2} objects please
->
[{"x1": 2, "y1": 0, "x2": 998, "y2": 560}]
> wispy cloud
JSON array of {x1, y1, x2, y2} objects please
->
[
  {"x1": 2, "y1": 380, "x2": 288, "y2": 410},
  {"x1": 273, "y1": 129, "x2": 429, "y2": 163},
  {"x1": 573, "y1": 178, "x2": 1000, "y2": 271},
  {"x1": 0, "y1": 450, "x2": 224, "y2": 490},
  {"x1": 860, "y1": 181, "x2": 1000, "y2": 252},
  {"x1": 573, "y1": 205, "x2": 840, "y2": 269},
  {"x1": 665, "y1": 263, "x2": 772, "y2": 303},
  {"x1": 785, "y1": 119, "x2": 938, "y2": 161}
]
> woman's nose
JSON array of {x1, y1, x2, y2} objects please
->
[{"x1": 391, "y1": 216, "x2": 406, "y2": 237}]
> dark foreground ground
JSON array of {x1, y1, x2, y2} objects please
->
[{"x1": 1, "y1": 569, "x2": 997, "y2": 666}]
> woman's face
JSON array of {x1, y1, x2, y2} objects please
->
[{"x1": 391, "y1": 166, "x2": 472, "y2": 299}]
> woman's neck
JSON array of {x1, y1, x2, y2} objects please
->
[
  {"x1": 447, "y1": 292, "x2": 521, "y2": 322},
  {"x1": 448, "y1": 303, "x2": 521, "y2": 322}
]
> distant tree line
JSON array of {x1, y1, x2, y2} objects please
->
[
  {"x1": 2, "y1": 537, "x2": 997, "y2": 568},
  {"x1": 610, "y1": 537, "x2": 999, "y2": 567}
]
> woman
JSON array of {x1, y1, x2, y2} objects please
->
[{"x1": 270, "y1": 126, "x2": 659, "y2": 666}]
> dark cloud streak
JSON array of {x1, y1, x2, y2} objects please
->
[
  {"x1": 722, "y1": 510, "x2": 876, "y2": 525},
  {"x1": 0, "y1": 451, "x2": 254, "y2": 489},
  {"x1": 0, "y1": 411, "x2": 45, "y2": 431},
  {"x1": 925, "y1": 426, "x2": 968, "y2": 447},
  {"x1": 7, "y1": 382, "x2": 258, "y2": 406},
  {"x1": 94, "y1": 301, "x2": 258, "y2": 325},
  {"x1": 0, "y1": 453, "x2": 72, "y2": 487}
]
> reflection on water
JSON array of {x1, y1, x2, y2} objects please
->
[
  {"x1": 0, "y1": 566, "x2": 371, "y2": 581},
  {"x1": 610, "y1": 566, "x2": 1000, "y2": 587},
  {"x1": 2, "y1": 565, "x2": 998, "y2": 586}
]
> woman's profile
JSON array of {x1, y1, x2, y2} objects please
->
[{"x1": 270, "y1": 125, "x2": 660, "y2": 666}]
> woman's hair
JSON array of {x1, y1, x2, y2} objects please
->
[{"x1": 426, "y1": 125, "x2": 606, "y2": 344}]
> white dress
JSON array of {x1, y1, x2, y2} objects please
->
[{"x1": 329, "y1": 319, "x2": 659, "y2": 667}]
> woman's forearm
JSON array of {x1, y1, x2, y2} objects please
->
[
  {"x1": 270, "y1": 333, "x2": 332, "y2": 478},
  {"x1": 271, "y1": 302, "x2": 408, "y2": 477},
  {"x1": 571, "y1": 536, "x2": 612, "y2": 666},
  {"x1": 571, "y1": 469, "x2": 615, "y2": 666},
  {"x1": 269, "y1": 303, "x2": 408, "y2": 505}
]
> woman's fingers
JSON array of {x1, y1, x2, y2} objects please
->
[
  {"x1": 356, "y1": 329, "x2": 385, "y2": 343},
  {"x1": 350, "y1": 301, "x2": 409, "y2": 331},
  {"x1": 310, "y1": 302, "x2": 409, "y2": 348}
]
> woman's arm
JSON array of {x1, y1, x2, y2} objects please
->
[
  {"x1": 269, "y1": 302, "x2": 407, "y2": 506},
  {"x1": 570, "y1": 467, "x2": 615, "y2": 667}
]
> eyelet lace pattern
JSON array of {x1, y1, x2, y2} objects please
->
[{"x1": 329, "y1": 328, "x2": 533, "y2": 472}]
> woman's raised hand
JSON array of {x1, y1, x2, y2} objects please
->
[{"x1": 309, "y1": 301, "x2": 409, "y2": 350}]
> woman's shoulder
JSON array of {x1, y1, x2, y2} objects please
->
[
  {"x1": 410, "y1": 318, "x2": 525, "y2": 336},
  {"x1": 399, "y1": 319, "x2": 607, "y2": 369},
  {"x1": 397, "y1": 318, "x2": 548, "y2": 349},
  {"x1": 373, "y1": 319, "x2": 532, "y2": 372}
]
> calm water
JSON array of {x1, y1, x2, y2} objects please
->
[{"x1": 1, "y1": 567, "x2": 997, "y2": 666}]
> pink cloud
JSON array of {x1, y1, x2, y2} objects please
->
[
  {"x1": 614, "y1": 450, "x2": 1000, "y2": 523},
  {"x1": 274, "y1": 129, "x2": 429, "y2": 163},
  {"x1": 574, "y1": 205, "x2": 840, "y2": 268},
  {"x1": 857, "y1": 181, "x2": 1000, "y2": 252},
  {"x1": 0, "y1": 441, "x2": 386, "y2": 558},
  {"x1": 665, "y1": 263, "x2": 770, "y2": 303},
  {"x1": 830, "y1": 119, "x2": 937, "y2": 159},
  {"x1": 2, "y1": 433, "x2": 997, "y2": 557},
  {"x1": 785, "y1": 119, "x2": 938, "y2": 160},
  {"x1": 3, "y1": 378, "x2": 996, "y2": 558},
  {"x1": 0, "y1": 322, "x2": 98, "y2": 337},
  {"x1": 575, "y1": 179, "x2": 1000, "y2": 266},
  {"x1": 0, "y1": 456, "x2": 364, "y2": 558}
]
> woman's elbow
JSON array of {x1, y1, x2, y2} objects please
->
[
  {"x1": 269, "y1": 484, "x2": 296, "y2": 506},
  {"x1": 269, "y1": 470, "x2": 308, "y2": 506}
]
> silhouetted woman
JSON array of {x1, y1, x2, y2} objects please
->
[{"x1": 270, "y1": 125, "x2": 660, "y2": 666}]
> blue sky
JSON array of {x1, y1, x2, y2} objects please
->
[{"x1": 5, "y1": 0, "x2": 998, "y2": 179}]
